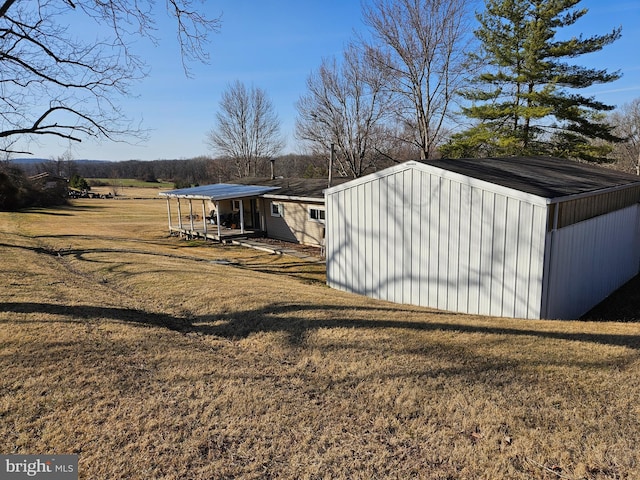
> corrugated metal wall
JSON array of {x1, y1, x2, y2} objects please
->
[
  {"x1": 326, "y1": 165, "x2": 548, "y2": 319},
  {"x1": 542, "y1": 204, "x2": 640, "y2": 319}
]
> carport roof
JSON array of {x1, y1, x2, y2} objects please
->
[{"x1": 159, "y1": 183, "x2": 280, "y2": 201}]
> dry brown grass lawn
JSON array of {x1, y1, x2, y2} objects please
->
[{"x1": 1, "y1": 199, "x2": 640, "y2": 479}]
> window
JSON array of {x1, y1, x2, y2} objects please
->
[
  {"x1": 309, "y1": 207, "x2": 325, "y2": 223},
  {"x1": 271, "y1": 202, "x2": 283, "y2": 217},
  {"x1": 232, "y1": 200, "x2": 241, "y2": 211}
]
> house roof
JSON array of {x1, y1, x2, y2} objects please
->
[
  {"x1": 234, "y1": 177, "x2": 352, "y2": 200},
  {"x1": 28, "y1": 172, "x2": 67, "y2": 182},
  {"x1": 159, "y1": 183, "x2": 280, "y2": 201},
  {"x1": 425, "y1": 156, "x2": 640, "y2": 199}
]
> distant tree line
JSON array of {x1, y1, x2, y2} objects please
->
[{"x1": 14, "y1": 153, "x2": 340, "y2": 186}]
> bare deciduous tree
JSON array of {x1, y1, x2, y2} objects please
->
[
  {"x1": 207, "y1": 81, "x2": 284, "y2": 178},
  {"x1": 0, "y1": 0, "x2": 220, "y2": 155},
  {"x1": 362, "y1": 0, "x2": 475, "y2": 160},
  {"x1": 295, "y1": 44, "x2": 392, "y2": 178},
  {"x1": 609, "y1": 98, "x2": 640, "y2": 174}
]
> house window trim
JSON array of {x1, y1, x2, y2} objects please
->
[
  {"x1": 271, "y1": 202, "x2": 283, "y2": 217},
  {"x1": 309, "y1": 207, "x2": 326, "y2": 223}
]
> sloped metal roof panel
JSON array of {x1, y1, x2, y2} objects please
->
[{"x1": 159, "y1": 183, "x2": 280, "y2": 201}]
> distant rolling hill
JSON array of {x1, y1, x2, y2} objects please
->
[{"x1": 9, "y1": 158, "x2": 114, "y2": 166}]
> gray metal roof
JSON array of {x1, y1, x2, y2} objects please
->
[
  {"x1": 233, "y1": 177, "x2": 352, "y2": 199},
  {"x1": 159, "y1": 183, "x2": 280, "y2": 201},
  {"x1": 428, "y1": 156, "x2": 640, "y2": 199}
]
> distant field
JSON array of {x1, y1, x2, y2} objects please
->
[
  {"x1": 86, "y1": 179, "x2": 174, "y2": 199},
  {"x1": 1, "y1": 199, "x2": 640, "y2": 479},
  {"x1": 88, "y1": 178, "x2": 176, "y2": 189}
]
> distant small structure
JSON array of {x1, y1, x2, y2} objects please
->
[{"x1": 28, "y1": 172, "x2": 68, "y2": 191}]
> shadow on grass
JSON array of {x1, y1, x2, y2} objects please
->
[
  {"x1": 2, "y1": 301, "x2": 640, "y2": 351},
  {"x1": 22, "y1": 204, "x2": 107, "y2": 214},
  {"x1": 0, "y1": 242, "x2": 219, "y2": 265}
]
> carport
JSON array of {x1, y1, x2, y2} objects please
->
[{"x1": 159, "y1": 184, "x2": 280, "y2": 241}]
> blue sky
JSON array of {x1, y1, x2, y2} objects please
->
[{"x1": 22, "y1": 0, "x2": 640, "y2": 161}]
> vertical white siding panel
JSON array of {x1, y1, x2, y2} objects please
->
[
  {"x1": 335, "y1": 189, "x2": 345, "y2": 290},
  {"x1": 336, "y1": 192, "x2": 344, "y2": 289},
  {"x1": 325, "y1": 192, "x2": 335, "y2": 287},
  {"x1": 398, "y1": 169, "x2": 413, "y2": 303},
  {"x1": 501, "y1": 197, "x2": 520, "y2": 317},
  {"x1": 410, "y1": 170, "x2": 422, "y2": 304},
  {"x1": 457, "y1": 183, "x2": 472, "y2": 311},
  {"x1": 527, "y1": 205, "x2": 547, "y2": 319},
  {"x1": 437, "y1": 178, "x2": 451, "y2": 310},
  {"x1": 339, "y1": 189, "x2": 348, "y2": 291},
  {"x1": 478, "y1": 191, "x2": 495, "y2": 316},
  {"x1": 428, "y1": 175, "x2": 440, "y2": 306},
  {"x1": 327, "y1": 189, "x2": 347, "y2": 291},
  {"x1": 377, "y1": 178, "x2": 388, "y2": 300},
  {"x1": 364, "y1": 181, "x2": 372, "y2": 296},
  {"x1": 513, "y1": 202, "x2": 533, "y2": 319},
  {"x1": 467, "y1": 186, "x2": 483, "y2": 314},
  {"x1": 377, "y1": 178, "x2": 386, "y2": 300},
  {"x1": 490, "y1": 194, "x2": 507, "y2": 316},
  {"x1": 389, "y1": 173, "x2": 404, "y2": 303},
  {"x1": 324, "y1": 190, "x2": 338, "y2": 288},
  {"x1": 447, "y1": 181, "x2": 461, "y2": 312},
  {"x1": 370, "y1": 180, "x2": 381, "y2": 298},
  {"x1": 356, "y1": 181, "x2": 366, "y2": 294},
  {"x1": 418, "y1": 171, "x2": 430, "y2": 307},
  {"x1": 342, "y1": 188, "x2": 355, "y2": 293},
  {"x1": 353, "y1": 182, "x2": 361, "y2": 293},
  {"x1": 382, "y1": 174, "x2": 391, "y2": 302}
]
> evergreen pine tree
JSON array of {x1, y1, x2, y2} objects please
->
[{"x1": 442, "y1": 0, "x2": 622, "y2": 161}]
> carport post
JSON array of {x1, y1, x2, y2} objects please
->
[
  {"x1": 188, "y1": 199, "x2": 195, "y2": 232},
  {"x1": 166, "y1": 198, "x2": 172, "y2": 233},
  {"x1": 216, "y1": 200, "x2": 221, "y2": 239},
  {"x1": 239, "y1": 199, "x2": 245, "y2": 234},
  {"x1": 177, "y1": 199, "x2": 183, "y2": 229},
  {"x1": 201, "y1": 200, "x2": 208, "y2": 236}
]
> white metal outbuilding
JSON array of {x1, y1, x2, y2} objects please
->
[{"x1": 324, "y1": 157, "x2": 640, "y2": 319}]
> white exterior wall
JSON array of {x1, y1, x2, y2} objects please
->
[
  {"x1": 326, "y1": 164, "x2": 549, "y2": 319},
  {"x1": 542, "y1": 204, "x2": 640, "y2": 319}
]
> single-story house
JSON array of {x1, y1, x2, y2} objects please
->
[
  {"x1": 324, "y1": 157, "x2": 640, "y2": 320},
  {"x1": 159, "y1": 177, "x2": 349, "y2": 247}
]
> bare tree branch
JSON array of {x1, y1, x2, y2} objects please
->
[
  {"x1": 0, "y1": 0, "x2": 220, "y2": 155},
  {"x1": 608, "y1": 98, "x2": 640, "y2": 174},
  {"x1": 207, "y1": 81, "x2": 285, "y2": 177},
  {"x1": 295, "y1": 44, "x2": 394, "y2": 178},
  {"x1": 361, "y1": 0, "x2": 476, "y2": 160}
]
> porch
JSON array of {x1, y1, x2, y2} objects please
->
[
  {"x1": 168, "y1": 224, "x2": 263, "y2": 242},
  {"x1": 159, "y1": 183, "x2": 281, "y2": 243}
]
